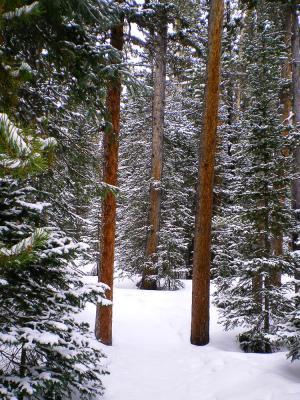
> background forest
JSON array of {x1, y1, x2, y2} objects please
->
[{"x1": 0, "y1": 0, "x2": 299, "y2": 399}]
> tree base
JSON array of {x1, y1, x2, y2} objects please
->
[
  {"x1": 238, "y1": 331, "x2": 273, "y2": 353},
  {"x1": 137, "y1": 276, "x2": 157, "y2": 290},
  {"x1": 95, "y1": 303, "x2": 113, "y2": 345},
  {"x1": 190, "y1": 335, "x2": 209, "y2": 346}
]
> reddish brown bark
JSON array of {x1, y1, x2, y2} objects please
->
[
  {"x1": 141, "y1": 16, "x2": 167, "y2": 290},
  {"x1": 95, "y1": 16, "x2": 124, "y2": 345},
  {"x1": 190, "y1": 0, "x2": 224, "y2": 346}
]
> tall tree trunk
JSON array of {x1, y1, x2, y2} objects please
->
[
  {"x1": 271, "y1": 5, "x2": 292, "y2": 287},
  {"x1": 95, "y1": 11, "x2": 124, "y2": 345},
  {"x1": 190, "y1": 0, "x2": 224, "y2": 346},
  {"x1": 140, "y1": 15, "x2": 167, "y2": 290},
  {"x1": 291, "y1": 3, "x2": 300, "y2": 296}
]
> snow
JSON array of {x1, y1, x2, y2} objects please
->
[
  {"x1": 80, "y1": 277, "x2": 300, "y2": 400},
  {"x1": 0, "y1": 228, "x2": 47, "y2": 257},
  {"x1": 16, "y1": 200, "x2": 51, "y2": 212},
  {"x1": 3, "y1": 2, "x2": 39, "y2": 19},
  {"x1": 39, "y1": 137, "x2": 57, "y2": 149},
  {"x1": 0, "y1": 114, "x2": 29, "y2": 156}
]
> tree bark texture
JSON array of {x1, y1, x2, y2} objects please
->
[
  {"x1": 291, "y1": 3, "x2": 300, "y2": 295},
  {"x1": 95, "y1": 15, "x2": 124, "y2": 345},
  {"x1": 190, "y1": 0, "x2": 224, "y2": 346},
  {"x1": 141, "y1": 16, "x2": 167, "y2": 290}
]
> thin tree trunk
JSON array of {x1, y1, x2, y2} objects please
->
[
  {"x1": 291, "y1": 3, "x2": 300, "y2": 296},
  {"x1": 95, "y1": 12, "x2": 124, "y2": 345},
  {"x1": 252, "y1": 274, "x2": 263, "y2": 312},
  {"x1": 263, "y1": 188, "x2": 271, "y2": 352},
  {"x1": 18, "y1": 346, "x2": 26, "y2": 400},
  {"x1": 19, "y1": 346, "x2": 26, "y2": 377},
  {"x1": 140, "y1": 16, "x2": 167, "y2": 290},
  {"x1": 190, "y1": 0, "x2": 224, "y2": 346}
]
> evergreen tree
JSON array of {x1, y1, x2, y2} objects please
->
[
  {"x1": 214, "y1": 1, "x2": 296, "y2": 353},
  {"x1": 0, "y1": 0, "x2": 120, "y2": 273},
  {"x1": 116, "y1": 0, "x2": 205, "y2": 288},
  {"x1": 156, "y1": 81, "x2": 198, "y2": 289},
  {"x1": 116, "y1": 77, "x2": 199, "y2": 288},
  {"x1": 0, "y1": 2, "x2": 115, "y2": 397},
  {"x1": 190, "y1": 0, "x2": 224, "y2": 346},
  {"x1": 212, "y1": 0, "x2": 245, "y2": 303},
  {"x1": 0, "y1": 115, "x2": 108, "y2": 399},
  {"x1": 116, "y1": 87, "x2": 152, "y2": 278},
  {"x1": 279, "y1": 0, "x2": 300, "y2": 362}
]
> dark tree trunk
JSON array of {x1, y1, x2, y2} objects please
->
[
  {"x1": 190, "y1": 0, "x2": 224, "y2": 346},
  {"x1": 271, "y1": 5, "x2": 292, "y2": 287},
  {"x1": 141, "y1": 15, "x2": 167, "y2": 290},
  {"x1": 18, "y1": 346, "x2": 26, "y2": 400},
  {"x1": 291, "y1": 3, "x2": 300, "y2": 296},
  {"x1": 95, "y1": 11, "x2": 124, "y2": 345}
]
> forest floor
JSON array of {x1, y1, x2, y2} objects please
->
[{"x1": 81, "y1": 277, "x2": 300, "y2": 400}]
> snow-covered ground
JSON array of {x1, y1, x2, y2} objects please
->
[{"x1": 81, "y1": 278, "x2": 300, "y2": 400}]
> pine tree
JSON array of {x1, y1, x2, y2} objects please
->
[
  {"x1": 212, "y1": 0, "x2": 245, "y2": 312},
  {"x1": 0, "y1": 0, "x2": 120, "y2": 267},
  {"x1": 214, "y1": 1, "x2": 296, "y2": 353},
  {"x1": 0, "y1": 2, "x2": 114, "y2": 397},
  {"x1": 0, "y1": 115, "x2": 108, "y2": 399},
  {"x1": 116, "y1": 76, "x2": 199, "y2": 289},
  {"x1": 191, "y1": 0, "x2": 224, "y2": 346},
  {"x1": 95, "y1": 0, "x2": 124, "y2": 345},
  {"x1": 280, "y1": 0, "x2": 300, "y2": 362},
  {"x1": 140, "y1": 3, "x2": 168, "y2": 290},
  {"x1": 156, "y1": 81, "x2": 198, "y2": 289},
  {"x1": 116, "y1": 0, "x2": 205, "y2": 289},
  {"x1": 116, "y1": 87, "x2": 152, "y2": 278}
]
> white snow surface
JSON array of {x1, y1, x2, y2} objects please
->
[{"x1": 80, "y1": 277, "x2": 300, "y2": 400}]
